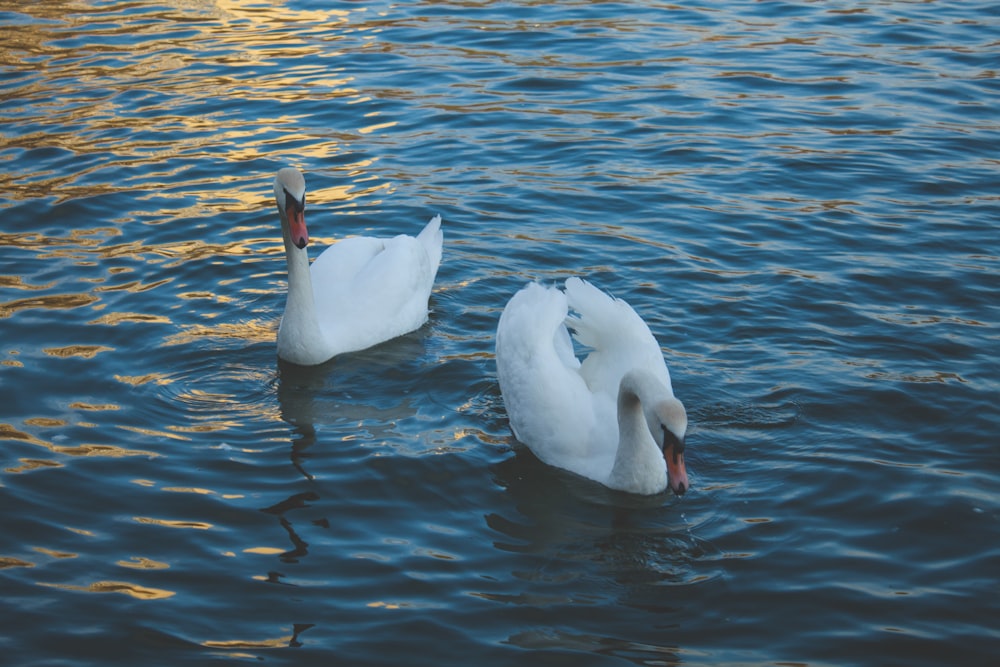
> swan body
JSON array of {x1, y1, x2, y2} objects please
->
[
  {"x1": 496, "y1": 278, "x2": 689, "y2": 496},
  {"x1": 273, "y1": 167, "x2": 443, "y2": 366}
]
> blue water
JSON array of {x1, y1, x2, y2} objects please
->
[{"x1": 1, "y1": 1, "x2": 998, "y2": 665}]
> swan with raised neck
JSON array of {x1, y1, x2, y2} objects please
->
[{"x1": 272, "y1": 167, "x2": 443, "y2": 366}]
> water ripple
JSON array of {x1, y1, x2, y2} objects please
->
[{"x1": 1, "y1": 1, "x2": 998, "y2": 665}]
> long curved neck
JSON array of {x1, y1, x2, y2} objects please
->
[
  {"x1": 608, "y1": 369, "x2": 670, "y2": 493},
  {"x1": 284, "y1": 239, "x2": 315, "y2": 318},
  {"x1": 277, "y1": 216, "x2": 325, "y2": 362}
]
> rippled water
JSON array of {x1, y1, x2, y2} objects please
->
[{"x1": 2, "y1": 1, "x2": 998, "y2": 665}]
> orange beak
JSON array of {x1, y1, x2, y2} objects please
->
[
  {"x1": 664, "y1": 444, "x2": 689, "y2": 496},
  {"x1": 288, "y1": 207, "x2": 308, "y2": 249}
]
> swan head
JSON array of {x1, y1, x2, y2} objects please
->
[
  {"x1": 274, "y1": 167, "x2": 308, "y2": 250},
  {"x1": 648, "y1": 398, "x2": 689, "y2": 496}
]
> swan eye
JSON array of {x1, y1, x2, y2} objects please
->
[
  {"x1": 284, "y1": 189, "x2": 305, "y2": 213},
  {"x1": 660, "y1": 425, "x2": 685, "y2": 462}
]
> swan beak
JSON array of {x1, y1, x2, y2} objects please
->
[
  {"x1": 288, "y1": 207, "x2": 309, "y2": 249},
  {"x1": 664, "y1": 444, "x2": 689, "y2": 496}
]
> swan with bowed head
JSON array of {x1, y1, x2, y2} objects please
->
[
  {"x1": 496, "y1": 278, "x2": 689, "y2": 496},
  {"x1": 273, "y1": 167, "x2": 443, "y2": 366}
]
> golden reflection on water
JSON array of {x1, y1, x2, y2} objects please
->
[
  {"x1": 161, "y1": 486, "x2": 232, "y2": 496},
  {"x1": 113, "y1": 424, "x2": 188, "y2": 442},
  {"x1": 33, "y1": 547, "x2": 77, "y2": 560},
  {"x1": 68, "y1": 402, "x2": 119, "y2": 411},
  {"x1": 5, "y1": 459, "x2": 63, "y2": 474},
  {"x1": 0, "y1": 0, "x2": 405, "y2": 442},
  {"x1": 132, "y1": 517, "x2": 214, "y2": 530},
  {"x1": 0, "y1": 0, "x2": 382, "y2": 265},
  {"x1": 201, "y1": 635, "x2": 293, "y2": 650},
  {"x1": 114, "y1": 373, "x2": 171, "y2": 386},
  {"x1": 244, "y1": 546, "x2": 285, "y2": 556},
  {"x1": 0, "y1": 422, "x2": 159, "y2": 473},
  {"x1": 0, "y1": 293, "x2": 99, "y2": 319},
  {"x1": 200, "y1": 622, "x2": 315, "y2": 654},
  {"x1": 117, "y1": 556, "x2": 169, "y2": 570},
  {"x1": 88, "y1": 311, "x2": 171, "y2": 326},
  {"x1": 43, "y1": 344, "x2": 115, "y2": 359},
  {"x1": 163, "y1": 318, "x2": 276, "y2": 347},
  {"x1": 37, "y1": 579, "x2": 175, "y2": 600}
]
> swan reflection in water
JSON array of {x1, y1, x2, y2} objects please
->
[
  {"x1": 265, "y1": 334, "x2": 429, "y2": 565},
  {"x1": 483, "y1": 449, "x2": 719, "y2": 663}
]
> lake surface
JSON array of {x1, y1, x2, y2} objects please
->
[{"x1": 1, "y1": 1, "x2": 998, "y2": 665}]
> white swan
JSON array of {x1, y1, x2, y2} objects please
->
[
  {"x1": 273, "y1": 167, "x2": 443, "y2": 366},
  {"x1": 496, "y1": 278, "x2": 689, "y2": 496}
]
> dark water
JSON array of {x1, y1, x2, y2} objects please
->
[{"x1": 1, "y1": 1, "x2": 998, "y2": 665}]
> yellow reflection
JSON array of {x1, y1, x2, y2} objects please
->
[
  {"x1": 0, "y1": 557, "x2": 35, "y2": 569},
  {"x1": 68, "y1": 402, "x2": 120, "y2": 411},
  {"x1": 118, "y1": 425, "x2": 190, "y2": 442},
  {"x1": 0, "y1": 275, "x2": 54, "y2": 290},
  {"x1": 55, "y1": 443, "x2": 157, "y2": 458},
  {"x1": 305, "y1": 182, "x2": 362, "y2": 205},
  {"x1": 43, "y1": 345, "x2": 114, "y2": 359},
  {"x1": 358, "y1": 120, "x2": 398, "y2": 135},
  {"x1": 2, "y1": 421, "x2": 161, "y2": 464},
  {"x1": 1, "y1": 423, "x2": 46, "y2": 447},
  {"x1": 115, "y1": 373, "x2": 171, "y2": 386},
  {"x1": 24, "y1": 417, "x2": 66, "y2": 428},
  {"x1": 243, "y1": 547, "x2": 285, "y2": 555},
  {"x1": 163, "y1": 318, "x2": 276, "y2": 346},
  {"x1": 162, "y1": 487, "x2": 215, "y2": 495},
  {"x1": 33, "y1": 547, "x2": 77, "y2": 559},
  {"x1": 5, "y1": 458, "x2": 62, "y2": 474},
  {"x1": 132, "y1": 517, "x2": 213, "y2": 530},
  {"x1": 117, "y1": 556, "x2": 169, "y2": 570},
  {"x1": 88, "y1": 312, "x2": 171, "y2": 326},
  {"x1": 175, "y1": 389, "x2": 238, "y2": 407},
  {"x1": 367, "y1": 601, "x2": 417, "y2": 610},
  {"x1": 94, "y1": 278, "x2": 172, "y2": 293},
  {"x1": 0, "y1": 293, "x2": 99, "y2": 319},
  {"x1": 169, "y1": 422, "x2": 241, "y2": 434},
  {"x1": 202, "y1": 637, "x2": 290, "y2": 650},
  {"x1": 38, "y1": 580, "x2": 175, "y2": 600}
]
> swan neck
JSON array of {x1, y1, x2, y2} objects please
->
[
  {"x1": 617, "y1": 369, "x2": 671, "y2": 412},
  {"x1": 280, "y1": 215, "x2": 323, "y2": 349},
  {"x1": 283, "y1": 222, "x2": 313, "y2": 302},
  {"x1": 608, "y1": 370, "x2": 671, "y2": 493}
]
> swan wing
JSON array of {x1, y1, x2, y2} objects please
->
[
  {"x1": 309, "y1": 219, "x2": 441, "y2": 355},
  {"x1": 564, "y1": 276, "x2": 671, "y2": 397},
  {"x1": 496, "y1": 282, "x2": 615, "y2": 480}
]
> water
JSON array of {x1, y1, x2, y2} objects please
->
[{"x1": 1, "y1": 1, "x2": 998, "y2": 664}]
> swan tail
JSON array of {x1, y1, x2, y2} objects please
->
[
  {"x1": 417, "y1": 214, "x2": 444, "y2": 272},
  {"x1": 498, "y1": 283, "x2": 566, "y2": 351},
  {"x1": 564, "y1": 277, "x2": 648, "y2": 351},
  {"x1": 564, "y1": 277, "x2": 671, "y2": 390}
]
